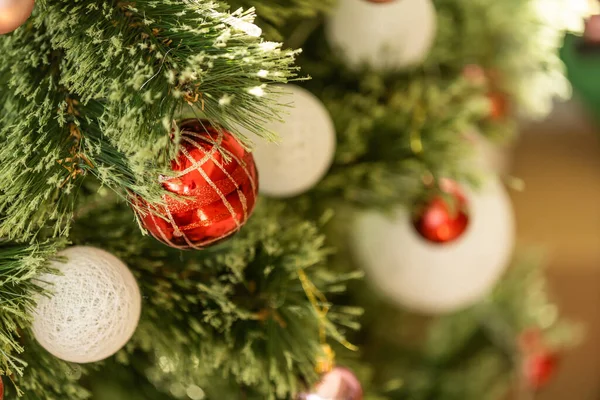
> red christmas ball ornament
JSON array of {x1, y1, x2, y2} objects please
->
[
  {"x1": 412, "y1": 180, "x2": 470, "y2": 244},
  {"x1": 488, "y1": 91, "x2": 509, "y2": 121},
  {"x1": 524, "y1": 351, "x2": 559, "y2": 389},
  {"x1": 518, "y1": 328, "x2": 559, "y2": 389},
  {"x1": 298, "y1": 367, "x2": 363, "y2": 400},
  {"x1": 133, "y1": 119, "x2": 258, "y2": 249},
  {"x1": 0, "y1": 376, "x2": 4, "y2": 400},
  {"x1": 461, "y1": 66, "x2": 510, "y2": 121}
]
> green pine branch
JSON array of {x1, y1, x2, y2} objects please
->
[
  {"x1": 6, "y1": 338, "x2": 91, "y2": 400},
  {"x1": 41, "y1": 0, "x2": 300, "y2": 153},
  {"x1": 0, "y1": 239, "x2": 67, "y2": 391},
  {"x1": 230, "y1": 0, "x2": 334, "y2": 41},
  {"x1": 0, "y1": 24, "x2": 80, "y2": 240},
  {"x1": 68, "y1": 190, "x2": 361, "y2": 400},
  {"x1": 300, "y1": 71, "x2": 490, "y2": 210},
  {"x1": 0, "y1": 0, "x2": 301, "y2": 240},
  {"x1": 284, "y1": 0, "x2": 571, "y2": 211}
]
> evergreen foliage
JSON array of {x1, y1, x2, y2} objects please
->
[
  {"x1": 70, "y1": 192, "x2": 361, "y2": 399},
  {"x1": 0, "y1": 0, "x2": 299, "y2": 240}
]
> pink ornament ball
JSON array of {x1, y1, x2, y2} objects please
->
[{"x1": 298, "y1": 367, "x2": 363, "y2": 400}]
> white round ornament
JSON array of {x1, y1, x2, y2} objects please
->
[
  {"x1": 251, "y1": 84, "x2": 336, "y2": 198},
  {"x1": 326, "y1": 0, "x2": 437, "y2": 71},
  {"x1": 465, "y1": 130, "x2": 514, "y2": 175},
  {"x1": 32, "y1": 246, "x2": 142, "y2": 363},
  {"x1": 352, "y1": 178, "x2": 515, "y2": 314}
]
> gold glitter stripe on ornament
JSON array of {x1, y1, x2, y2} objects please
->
[
  {"x1": 181, "y1": 135, "x2": 250, "y2": 223},
  {"x1": 184, "y1": 129, "x2": 258, "y2": 197}
]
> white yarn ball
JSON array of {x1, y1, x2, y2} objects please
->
[
  {"x1": 352, "y1": 178, "x2": 515, "y2": 314},
  {"x1": 252, "y1": 85, "x2": 336, "y2": 198},
  {"x1": 326, "y1": 0, "x2": 437, "y2": 71},
  {"x1": 32, "y1": 246, "x2": 142, "y2": 363}
]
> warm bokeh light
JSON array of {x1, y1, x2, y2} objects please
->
[{"x1": 535, "y1": 0, "x2": 591, "y2": 33}]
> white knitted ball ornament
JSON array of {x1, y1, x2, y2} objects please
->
[
  {"x1": 326, "y1": 0, "x2": 437, "y2": 71},
  {"x1": 352, "y1": 178, "x2": 514, "y2": 314},
  {"x1": 251, "y1": 84, "x2": 336, "y2": 198},
  {"x1": 32, "y1": 246, "x2": 142, "y2": 364}
]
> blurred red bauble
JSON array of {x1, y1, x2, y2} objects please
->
[
  {"x1": 519, "y1": 328, "x2": 559, "y2": 389},
  {"x1": 488, "y1": 91, "x2": 509, "y2": 121},
  {"x1": 412, "y1": 180, "x2": 469, "y2": 244},
  {"x1": 0, "y1": 376, "x2": 3, "y2": 400},
  {"x1": 461, "y1": 65, "x2": 509, "y2": 121},
  {"x1": 524, "y1": 351, "x2": 559, "y2": 389},
  {"x1": 297, "y1": 367, "x2": 363, "y2": 400},
  {"x1": 133, "y1": 119, "x2": 258, "y2": 249}
]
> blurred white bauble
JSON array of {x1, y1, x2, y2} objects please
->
[
  {"x1": 465, "y1": 130, "x2": 514, "y2": 175},
  {"x1": 32, "y1": 246, "x2": 142, "y2": 363},
  {"x1": 476, "y1": 139, "x2": 512, "y2": 175},
  {"x1": 326, "y1": 0, "x2": 437, "y2": 71},
  {"x1": 252, "y1": 84, "x2": 336, "y2": 198},
  {"x1": 352, "y1": 178, "x2": 515, "y2": 314}
]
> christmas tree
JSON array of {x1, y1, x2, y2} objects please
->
[{"x1": 0, "y1": 0, "x2": 584, "y2": 399}]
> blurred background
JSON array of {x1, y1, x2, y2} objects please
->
[{"x1": 512, "y1": 98, "x2": 600, "y2": 400}]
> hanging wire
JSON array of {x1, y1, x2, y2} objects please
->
[{"x1": 297, "y1": 268, "x2": 359, "y2": 374}]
